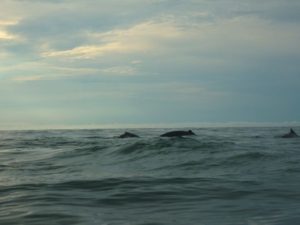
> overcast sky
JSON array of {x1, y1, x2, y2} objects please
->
[{"x1": 1, "y1": 0, "x2": 300, "y2": 129}]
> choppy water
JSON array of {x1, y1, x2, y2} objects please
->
[{"x1": 0, "y1": 127, "x2": 300, "y2": 225}]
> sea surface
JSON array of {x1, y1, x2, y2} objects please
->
[{"x1": 0, "y1": 127, "x2": 300, "y2": 225}]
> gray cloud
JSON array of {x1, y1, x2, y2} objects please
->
[
  {"x1": 6, "y1": 0, "x2": 174, "y2": 53},
  {"x1": 233, "y1": 1, "x2": 300, "y2": 23}
]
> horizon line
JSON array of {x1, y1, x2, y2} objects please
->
[{"x1": 1, "y1": 121, "x2": 300, "y2": 131}]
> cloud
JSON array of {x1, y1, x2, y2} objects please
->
[
  {"x1": 6, "y1": 12, "x2": 300, "y2": 83},
  {"x1": 43, "y1": 43, "x2": 132, "y2": 59},
  {"x1": 0, "y1": 30, "x2": 18, "y2": 40},
  {"x1": 12, "y1": 75, "x2": 43, "y2": 82},
  {"x1": 232, "y1": 0, "x2": 300, "y2": 23},
  {"x1": 100, "y1": 66, "x2": 137, "y2": 76},
  {"x1": 0, "y1": 61, "x2": 99, "y2": 81},
  {"x1": 0, "y1": 19, "x2": 20, "y2": 41},
  {"x1": 42, "y1": 21, "x2": 183, "y2": 59},
  {"x1": 0, "y1": 19, "x2": 19, "y2": 26},
  {"x1": 7, "y1": 0, "x2": 166, "y2": 39}
]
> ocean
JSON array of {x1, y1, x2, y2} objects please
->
[{"x1": 0, "y1": 127, "x2": 300, "y2": 225}]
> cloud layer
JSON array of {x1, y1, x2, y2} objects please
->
[{"x1": 1, "y1": 0, "x2": 300, "y2": 129}]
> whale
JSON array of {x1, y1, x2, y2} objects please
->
[
  {"x1": 118, "y1": 132, "x2": 140, "y2": 138},
  {"x1": 281, "y1": 128, "x2": 299, "y2": 138},
  {"x1": 160, "y1": 130, "x2": 196, "y2": 137}
]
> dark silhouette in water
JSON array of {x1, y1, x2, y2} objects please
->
[
  {"x1": 160, "y1": 130, "x2": 196, "y2": 137},
  {"x1": 281, "y1": 128, "x2": 299, "y2": 138},
  {"x1": 118, "y1": 132, "x2": 140, "y2": 138}
]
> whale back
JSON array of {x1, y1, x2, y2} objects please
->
[
  {"x1": 281, "y1": 128, "x2": 299, "y2": 138},
  {"x1": 118, "y1": 132, "x2": 139, "y2": 138},
  {"x1": 160, "y1": 130, "x2": 196, "y2": 137}
]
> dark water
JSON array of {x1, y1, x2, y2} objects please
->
[{"x1": 0, "y1": 127, "x2": 300, "y2": 225}]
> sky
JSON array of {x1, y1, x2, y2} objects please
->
[{"x1": 0, "y1": 0, "x2": 300, "y2": 129}]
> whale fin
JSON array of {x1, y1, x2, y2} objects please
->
[{"x1": 281, "y1": 128, "x2": 298, "y2": 138}]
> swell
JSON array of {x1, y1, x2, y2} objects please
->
[
  {"x1": 0, "y1": 177, "x2": 262, "y2": 198},
  {"x1": 221, "y1": 151, "x2": 276, "y2": 166},
  {"x1": 0, "y1": 135, "x2": 103, "y2": 150},
  {"x1": 115, "y1": 138, "x2": 234, "y2": 155},
  {"x1": 1, "y1": 135, "x2": 234, "y2": 159},
  {"x1": 1, "y1": 177, "x2": 300, "y2": 224}
]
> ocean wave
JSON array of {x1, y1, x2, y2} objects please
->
[
  {"x1": 230, "y1": 151, "x2": 272, "y2": 160},
  {"x1": 1, "y1": 128, "x2": 300, "y2": 225}
]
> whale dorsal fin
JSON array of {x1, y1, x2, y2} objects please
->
[{"x1": 290, "y1": 128, "x2": 296, "y2": 134}]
